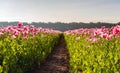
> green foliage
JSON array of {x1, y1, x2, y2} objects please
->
[
  {"x1": 0, "y1": 33, "x2": 61, "y2": 73},
  {"x1": 64, "y1": 34, "x2": 120, "y2": 73}
]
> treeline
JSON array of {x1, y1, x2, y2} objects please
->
[{"x1": 0, "y1": 22, "x2": 120, "y2": 31}]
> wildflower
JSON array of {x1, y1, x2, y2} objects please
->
[
  {"x1": 14, "y1": 30, "x2": 20, "y2": 37},
  {"x1": 87, "y1": 45, "x2": 90, "y2": 48},
  {"x1": 92, "y1": 38, "x2": 99, "y2": 43},
  {"x1": 112, "y1": 25, "x2": 120, "y2": 35},
  {"x1": 106, "y1": 34, "x2": 113, "y2": 40},
  {"x1": 18, "y1": 22, "x2": 23, "y2": 28},
  {"x1": 100, "y1": 33, "x2": 108, "y2": 39},
  {"x1": 0, "y1": 32, "x2": 3, "y2": 37},
  {"x1": 22, "y1": 36, "x2": 28, "y2": 40},
  {"x1": 11, "y1": 35, "x2": 17, "y2": 39}
]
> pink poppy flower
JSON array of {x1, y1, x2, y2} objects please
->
[{"x1": 18, "y1": 22, "x2": 23, "y2": 28}]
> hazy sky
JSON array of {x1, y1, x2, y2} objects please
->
[{"x1": 0, "y1": 0, "x2": 120, "y2": 23}]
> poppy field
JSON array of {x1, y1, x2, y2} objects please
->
[
  {"x1": 64, "y1": 25, "x2": 120, "y2": 73},
  {"x1": 0, "y1": 22, "x2": 61, "y2": 73},
  {"x1": 0, "y1": 22, "x2": 120, "y2": 73}
]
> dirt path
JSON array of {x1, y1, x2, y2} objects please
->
[{"x1": 34, "y1": 35, "x2": 70, "y2": 73}]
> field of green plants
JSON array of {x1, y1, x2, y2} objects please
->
[
  {"x1": 0, "y1": 22, "x2": 61, "y2": 73},
  {"x1": 64, "y1": 25, "x2": 120, "y2": 73},
  {"x1": 0, "y1": 22, "x2": 120, "y2": 73}
]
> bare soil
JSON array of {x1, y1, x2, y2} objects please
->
[{"x1": 33, "y1": 35, "x2": 70, "y2": 73}]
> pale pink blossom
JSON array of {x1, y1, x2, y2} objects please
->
[
  {"x1": 100, "y1": 33, "x2": 108, "y2": 38},
  {"x1": 0, "y1": 32, "x2": 3, "y2": 37},
  {"x1": 11, "y1": 35, "x2": 17, "y2": 39},
  {"x1": 106, "y1": 34, "x2": 113, "y2": 40}
]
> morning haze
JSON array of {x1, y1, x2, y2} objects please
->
[{"x1": 0, "y1": 0, "x2": 120, "y2": 23}]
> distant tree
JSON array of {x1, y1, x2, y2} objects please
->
[
  {"x1": 97, "y1": 22, "x2": 102, "y2": 24},
  {"x1": 89, "y1": 22, "x2": 94, "y2": 24},
  {"x1": 117, "y1": 22, "x2": 120, "y2": 25}
]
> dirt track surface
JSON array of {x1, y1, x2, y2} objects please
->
[{"x1": 34, "y1": 35, "x2": 70, "y2": 73}]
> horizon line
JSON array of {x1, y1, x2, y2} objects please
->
[{"x1": 0, "y1": 21, "x2": 119, "y2": 24}]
